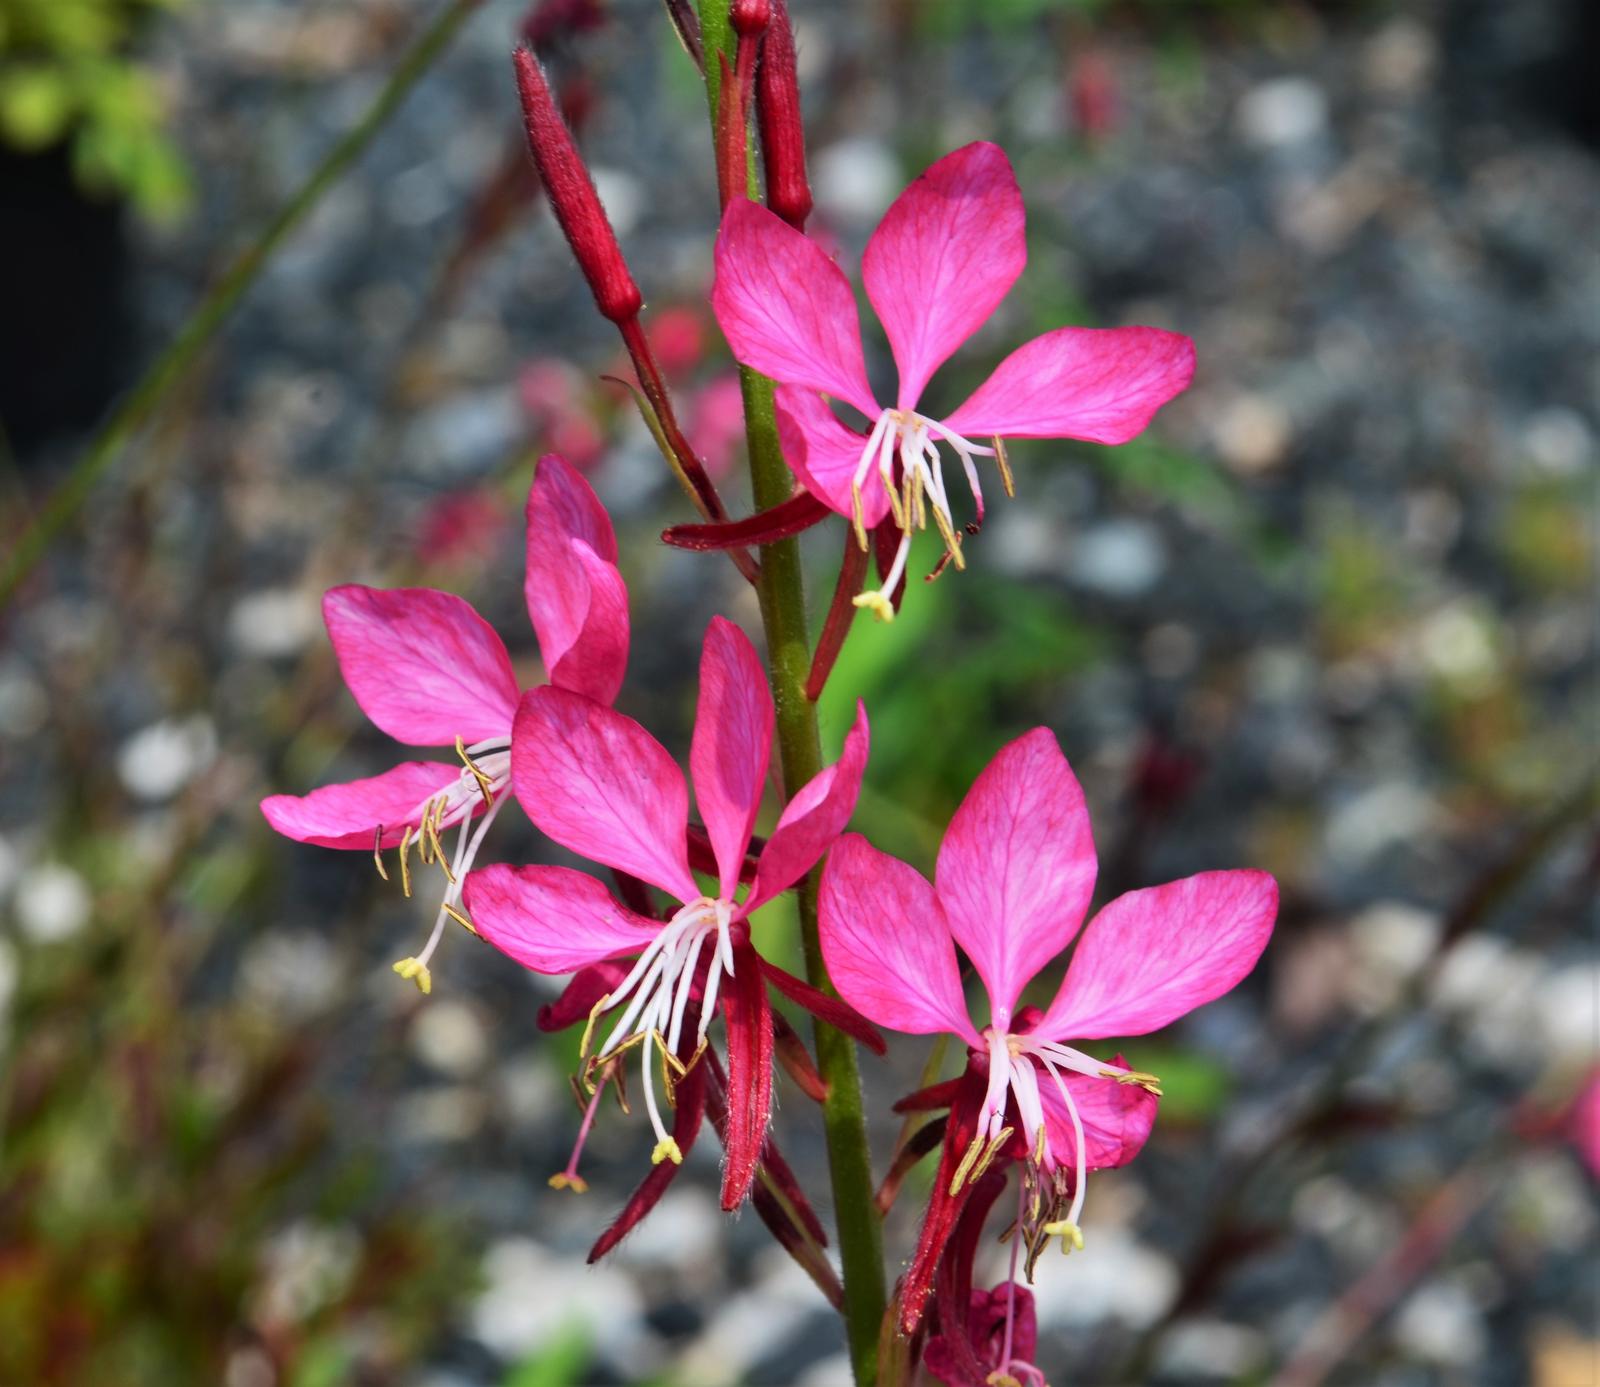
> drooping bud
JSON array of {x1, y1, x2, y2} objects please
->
[
  {"x1": 755, "y1": 0, "x2": 811, "y2": 229},
  {"x1": 730, "y1": 0, "x2": 771, "y2": 36},
  {"x1": 512, "y1": 47, "x2": 642, "y2": 324}
]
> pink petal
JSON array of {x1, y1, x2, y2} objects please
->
[
  {"x1": 690, "y1": 617, "x2": 774, "y2": 899},
  {"x1": 745, "y1": 701, "x2": 870, "y2": 913},
  {"x1": 1038, "y1": 1056, "x2": 1158, "y2": 1169},
  {"x1": 941, "y1": 325, "x2": 1196, "y2": 444},
  {"x1": 524, "y1": 454, "x2": 629, "y2": 706},
  {"x1": 1571, "y1": 1072, "x2": 1600, "y2": 1181},
  {"x1": 773, "y1": 386, "x2": 890, "y2": 527},
  {"x1": 861, "y1": 142, "x2": 1026, "y2": 410},
  {"x1": 934, "y1": 728, "x2": 1097, "y2": 1028},
  {"x1": 260, "y1": 760, "x2": 468, "y2": 849},
  {"x1": 323, "y1": 585, "x2": 519, "y2": 746},
  {"x1": 461, "y1": 863, "x2": 659, "y2": 974},
  {"x1": 712, "y1": 198, "x2": 879, "y2": 418},
  {"x1": 818, "y1": 833, "x2": 978, "y2": 1043},
  {"x1": 1039, "y1": 870, "x2": 1279, "y2": 1041},
  {"x1": 510, "y1": 686, "x2": 698, "y2": 901}
]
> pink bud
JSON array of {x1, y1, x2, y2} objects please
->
[
  {"x1": 755, "y1": 0, "x2": 810, "y2": 229},
  {"x1": 730, "y1": 0, "x2": 771, "y2": 36},
  {"x1": 512, "y1": 47, "x2": 642, "y2": 324}
]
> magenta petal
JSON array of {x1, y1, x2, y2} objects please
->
[
  {"x1": 510, "y1": 686, "x2": 698, "y2": 901},
  {"x1": 690, "y1": 618, "x2": 774, "y2": 899},
  {"x1": 860, "y1": 142, "x2": 1026, "y2": 410},
  {"x1": 712, "y1": 199, "x2": 879, "y2": 418},
  {"x1": 1038, "y1": 1055, "x2": 1158, "y2": 1170},
  {"x1": 524, "y1": 454, "x2": 629, "y2": 706},
  {"x1": 323, "y1": 585, "x2": 519, "y2": 747},
  {"x1": 818, "y1": 833, "x2": 978, "y2": 1043},
  {"x1": 935, "y1": 728, "x2": 1097, "y2": 1028},
  {"x1": 537, "y1": 961, "x2": 631, "y2": 1032},
  {"x1": 745, "y1": 701, "x2": 870, "y2": 913},
  {"x1": 942, "y1": 325, "x2": 1196, "y2": 444},
  {"x1": 261, "y1": 760, "x2": 467, "y2": 849},
  {"x1": 462, "y1": 864, "x2": 659, "y2": 975},
  {"x1": 773, "y1": 386, "x2": 890, "y2": 527},
  {"x1": 1039, "y1": 869, "x2": 1278, "y2": 1040}
]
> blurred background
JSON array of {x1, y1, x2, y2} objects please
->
[{"x1": 1, "y1": 0, "x2": 1596, "y2": 1383}]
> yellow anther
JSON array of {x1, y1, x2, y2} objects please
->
[
  {"x1": 398, "y1": 825, "x2": 414, "y2": 898},
  {"x1": 850, "y1": 483, "x2": 870, "y2": 552},
  {"x1": 442, "y1": 902, "x2": 476, "y2": 935},
  {"x1": 970, "y1": 1126, "x2": 1014, "y2": 1184},
  {"x1": 948, "y1": 1132, "x2": 988, "y2": 1196},
  {"x1": 373, "y1": 826, "x2": 390, "y2": 881},
  {"x1": 987, "y1": 1373, "x2": 1025, "y2": 1387},
  {"x1": 392, "y1": 956, "x2": 432, "y2": 994},
  {"x1": 992, "y1": 436, "x2": 1014, "y2": 497},
  {"x1": 579, "y1": 993, "x2": 611, "y2": 1060},
  {"x1": 547, "y1": 1172, "x2": 589, "y2": 1193},
  {"x1": 1102, "y1": 1067, "x2": 1163, "y2": 1096},
  {"x1": 1043, "y1": 1220, "x2": 1085, "y2": 1253},
  {"x1": 852, "y1": 590, "x2": 896, "y2": 623},
  {"x1": 455, "y1": 734, "x2": 495, "y2": 808},
  {"x1": 885, "y1": 474, "x2": 908, "y2": 532},
  {"x1": 651, "y1": 1137, "x2": 683, "y2": 1166},
  {"x1": 929, "y1": 502, "x2": 966, "y2": 570},
  {"x1": 1033, "y1": 1124, "x2": 1047, "y2": 1164}
]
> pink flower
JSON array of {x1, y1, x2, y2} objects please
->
[
  {"x1": 819, "y1": 727, "x2": 1277, "y2": 1328},
  {"x1": 462, "y1": 616, "x2": 880, "y2": 1207},
  {"x1": 711, "y1": 142, "x2": 1196, "y2": 618},
  {"x1": 260, "y1": 455, "x2": 628, "y2": 992},
  {"x1": 1571, "y1": 1071, "x2": 1600, "y2": 1180},
  {"x1": 687, "y1": 372, "x2": 748, "y2": 481}
]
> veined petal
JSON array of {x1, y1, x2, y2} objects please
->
[
  {"x1": 712, "y1": 198, "x2": 879, "y2": 418},
  {"x1": 1038, "y1": 870, "x2": 1278, "y2": 1040},
  {"x1": 525, "y1": 454, "x2": 628, "y2": 706},
  {"x1": 462, "y1": 864, "x2": 659, "y2": 975},
  {"x1": 260, "y1": 761, "x2": 469, "y2": 849},
  {"x1": 745, "y1": 701, "x2": 870, "y2": 914},
  {"x1": 818, "y1": 833, "x2": 978, "y2": 1043},
  {"x1": 324, "y1": 585, "x2": 519, "y2": 746},
  {"x1": 861, "y1": 142, "x2": 1026, "y2": 410},
  {"x1": 690, "y1": 618, "x2": 774, "y2": 900},
  {"x1": 1037, "y1": 1056, "x2": 1158, "y2": 1169},
  {"x1": 942, "y1": 325, "x2": 1196, "y2": 443},
  {"x1": 510, "y1": 686, "x2": 698, "y2": 901},
  {"x1": 935, "y1": 728, "x2": 1097, "y2": 1028},
  {"x1": 774, "y1": 387, "x2": 891, "y2": 527},
  {"x1": 720, "y1": 943, "x2": 775, "y2": 1210}
]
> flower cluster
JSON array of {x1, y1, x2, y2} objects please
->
[{"x1": 264, "y1": 13, "x2": 1277, "y2": 1382}]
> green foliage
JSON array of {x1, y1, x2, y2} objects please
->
[
  {"x1": 503, "y1": 1324, "x2": 594, "y2": 1387},
  {"x1": 0, "y1": 0, "x2": 192, "y2": 217}
]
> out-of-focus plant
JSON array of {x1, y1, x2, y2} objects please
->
[{"x1": 0, "y1": 0, "x2": 191, "y2": 217}]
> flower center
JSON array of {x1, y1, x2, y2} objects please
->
[
  {"x1": 847, "y1": 407, "x2": 1012, "y2": 621},
  {"x1": 383, "y1": 735, "x2": 512, "y2": 995},
  {"x1": 578, "y1": 895, "x2": 734, "y2": 1169},
  {"x1": 952, "y1": 1028, "x2": 1162, "y2": 1270}
]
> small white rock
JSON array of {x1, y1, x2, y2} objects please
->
[
  {"x1": 15, "y1": 862, "x2": 92, "y2": 943},
  {"x1": 228, "y1": 588, "x2": 319, "y2": 658},
  {"x1": 1236, "y1": 78, "x2": 1329, "y2": 149},
  {"x1": 1347, "y1": 902, "x2": 1442, "y2": 1013},
  {"x1": 471, "y1": 1238, "x2": 648, "y2": 1365},
  {"x1": 1394, "y1": 1281, "x2": 1485, "y2": 1367},
  {"x1": 1532, "y1": 964, "x2": 1600, "y2": 1066},
  {"x1": 590, "y1": 166, "x2": 642, "y2": 238},
  {"x1": 1157, "y1": 1317, "x2": 1269, "y2": 1378},
  {"x1": 812, "y1": 138, "x2": 900, "y2": 224},
  {"x1": 116, "y1": 715, "x2": 219, "y2": 802},
  {"x1": 1069, "y1": 519, "x2": 1167, "y2": 597},
  {"x1": 409, "y1": 998, "x2": 489, "y2": 1077},
  {"x1": 1028, "y1": 1229, "x2": 1178, "y2": 1330}
]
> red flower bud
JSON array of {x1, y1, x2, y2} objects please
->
[
  {"x1": 730, "y1": 0, "x2": 771, "y2": 36},
  {"x1": 512, "y1": 47, "x2": 642, "y2": 324},
  {"x1": 755, "y1": 0, "x2": 810, "y2": 229}
]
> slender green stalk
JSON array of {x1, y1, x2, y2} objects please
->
[
  {"x1": 0, "y1": 0, "x2": 482, "y2": 609},
  {"x1": 698, "y1": 5, "x2": 887, "y2": 1380}
]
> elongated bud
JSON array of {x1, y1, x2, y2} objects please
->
[
  {"x1": 755, "y1": 0, "x2": 810, "y2": 229},
  {"x1": 512, "y1": 47, "x2": 642, "y2": 324}
]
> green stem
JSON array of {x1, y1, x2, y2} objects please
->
[
  {"x1": 699, "y1": 6, "x2": 886, "y2": 1381},
  {"x1": 0, "y1": 0, "x2": 481, "y2": 610}
]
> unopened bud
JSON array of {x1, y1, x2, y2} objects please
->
[
  {"x1": 512, "y1": 47, "x2": 642, "y2": 323},
  {"x1": 755, "y1": 0, "x2": 810, "y2": 229},
  {"x1": 731, "y1": 0, "x2": 771, "y2": 36}
]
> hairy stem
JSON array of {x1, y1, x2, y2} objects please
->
[
  {"x1": 0, "y1": 0, "x2": 481, "y2": 609},
  {"x1": 698, "y1": 5, "x2": 886, "y2": 1380}
]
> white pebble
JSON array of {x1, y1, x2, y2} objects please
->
[
  {"x1": 15, "y1": 862, "x2": 91, "y2": 943},
  {"x1": 116, "y1": 715, "x2": 218, "y2": 802}
]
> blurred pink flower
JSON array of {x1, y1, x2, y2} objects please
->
[
  {"x1": 518, "y1": 359, "x2": 605, "y2": 470},
  {"x1": 261, "y1": 456, "x2": 628, "y2": 992},
  {"x1": 648, "y1": 305, "x2": 708, "y2": 378},
  {"x1": 820, "y1": 727, "x2": 1277, "y2": 1329},
  {"x1": 688, "y1": 373, "x2": 747, "y2": 480},
  {"x1": 1571, "y1": 1071, "x2": 1600, "y2": 1179},
  {"x1": 464, "y1": 617, "x2": 879, "y2": 1206},
  {"x1": 712, "y1": 142, "x2": 1196, "y2": 616},
  {"x1": 416, "y1": 488, "x2": 511, "y2": 569}
]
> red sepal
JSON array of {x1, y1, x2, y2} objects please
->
[
  {"x1": 686, "y1": 822, "x2": 762, "y2": 884},
  {"x1": 806, "y1": 525, "x2": 869, "y2": 702},
  {"x1": 901, "y1": 1068, "x2": 987, "y2": 1333},
  {"x1": 719, "y1": 942, "x2": 775, "y2": 1209},
  {"x1": 773, "y1": 1008, "x2": 829, "y2": 1103},
  {"x1": 662, "y1": 489, "x2": 831, "y2": 550},
  {"x1": 892, "y1": 1076, "x2": 967, "y2": 1114},
  {"x1": 587, "y1": 1059, "x2": 706, "y2": 1261},
  {"x1": 537, "y1": 960, "x2": 629, "y2": 1032},
  {"x1": 758, "y1": 956, "x2": 886, "y2": 1054},
  {"x1": 927, "y1": 1168, "x2": 1010, "y2": 1385}
]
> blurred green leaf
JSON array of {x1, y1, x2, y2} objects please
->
[{"x1": 503, "y1": 1323, "x2": 594, "y2": 1387}]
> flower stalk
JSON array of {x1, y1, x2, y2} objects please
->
[{"x1": 699, "y1": 3, "x2": 887, "y2": 1380}]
